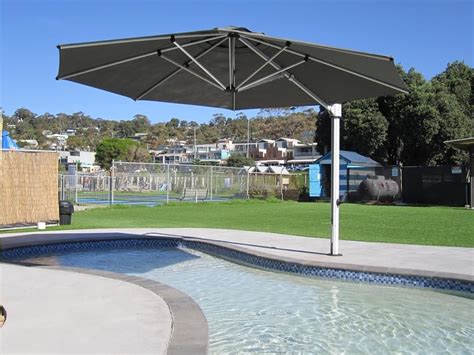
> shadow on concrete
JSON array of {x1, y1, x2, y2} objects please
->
[{"x1": 144, "y1": 232, "x2": 331, "y2": 256}]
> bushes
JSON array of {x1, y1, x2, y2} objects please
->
[{"x1": 248, "y1": 185, "x2": 277, "y2": 199}]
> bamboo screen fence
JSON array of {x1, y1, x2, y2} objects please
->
[{"x1": 0, "y1": 150, "x2": 59, "y2": 226}]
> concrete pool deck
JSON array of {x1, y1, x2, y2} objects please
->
[
  {"x1": 0, "y1": 228, "x2": 473, "y2": 353},
  {"x1": 1, "y1": 228, "x2": 473, "y2": 281},
  {"x1": 0, "y1": 263, "x2": 172, "y2": 354}
]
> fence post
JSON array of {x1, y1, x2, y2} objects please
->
[
  {"x1": 346, "y1": 168, "x2": 350, "y2": 202},
  {"x1": 246, "y1": 171, "x2": 250, "y2": 199},
  {"x1": 210, "y1": 166, "x2": 213, "y2": 201},
  {"x1": 166, "y1": 164, "x2": 170, "y2": 204},
  {"x1": 74, "y1": 170, "x2": 78, "y2": 204},
  {"x1": 399, "y1": 165, "x2": 403, "y2": 202},
  {"x1": 61, "y1": 175, "x2": 65, "y2": 200},
  {"x1": 280, "y1": 171, "x2": 283, "y2": 200},
  {"x1": 109, "y1": 159, "x2": 115, "y2": 205}
]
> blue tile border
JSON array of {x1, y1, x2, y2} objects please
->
[
  {"x1": 0, "y1": 238, "x2": 179, "y2": 259},
  {"x1": 1, "y1": 238, "x2": 472, "y2": 294},
  {"x1": 183, "y1": 240, "x2": 473, "y2": 294}
]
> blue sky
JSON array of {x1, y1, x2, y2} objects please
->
[{"x1": 1, "y1": 0, "x2": 472, "y2": 123}]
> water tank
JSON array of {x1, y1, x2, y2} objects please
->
[{"x1": 358, "y1": 175, "x2": 400, "y2": 201}]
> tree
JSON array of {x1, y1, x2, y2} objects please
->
[
  {"x1": 95, "y1": 138, "x2": 149, "y2": 170},
  {"x1": 226, "y1": 154, "x2": 255, "y2": 167},
  {"x1": 426, "y1": 83, "x2": 471, "y2": 164},
  {"x1": 316, "y1": 64, "x2": 472, "y2": 166},
  {"x1": 379, "y1": 65, "x2": 472, "y2": 165},
  {"x1": 431, "y1": 61, "x2": 473, "y2": 117},
  {"x1": 66, "y1": 135, "x2": 89, "y2": 151},
  {"x1": 316, "y1": 64, "x2": 472, "y2": 165},
  {"x1": 210, "y1": 113, "x2": 226, "y2": 127},
  {"x1": 314, "y1": 108, "x2": 331, "y2": 154},
  {"x1": 342, "y1": 99, "x2": 388, "y2": 162},
  {"x1": 166, "y1": 118, "x2": 180, "y2": 129},
  {"x1": 127, "y1": 144, "x2": 150, "y2": 163},
  {"x1": 315, "y1": 101, "x2": 388, "y2": 162},
  {"x1": 12, "y1": 108, "x2": 36, "y2": 122},
  {"x1": 132, "y1": 114, "x2": 151, "y2": 132}
]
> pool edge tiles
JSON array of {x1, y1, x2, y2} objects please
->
[
  {"x1": 182, "y1": 239, "x2": 474, "y2": 294},
  {"x1": 0, "y1": 236, "x2": 473, "y2": 294}
]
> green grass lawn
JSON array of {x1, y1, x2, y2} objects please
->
[{"x1": 37, "y1": 199, "x2": 473, "y2": 247}]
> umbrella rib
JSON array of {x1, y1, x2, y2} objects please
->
[
  {"x1": 240, "y1": 35, "x2": 408, "y2": 94},
  {"x1": 161, "y1": 35, "x2": 227, "y2": 54},
  {"x1": 158, "y1": 53, "x2": 224, "y2": 91},
  {"x1": 172, "y1": 39, "x2": 227, "y2": 90},
  {"x1": 58, "y1": 33, "x2": 226, "y2": 50},
  {"x1": 57, "y1": 35, "x2": 227, "y2": 81},
  {"x1": 239, "y1": 37, "x2": 329, "y2": 108},
  {"x1": 135, "y1": 37, "x2": 227, "y2": 100},
  {"x1": 228, "y1": 37, "x2": 233, "y2": 88},
  {"x1": 228, "y1": 37, "x2": 232, "y2": 88},
  {"x1": 239, "y1": 73, "x2": 285, "y2": 92},
  {"x1": 236, "y1": 44, "x2": 289, "y2": 91},
  {"x1": 288, "y1": 78, "x2": 329, "y2": 109},
  {"x1": 57, "y1": 52, "x2": 156, "y2": 80},
  {"x1": 220, "y1": 28, "x2": 393, "y2": 61},
  {"x1": 238, "y1": 59, "x2": 306, "y2": 92},
  {"x1": 230, "y1": 36, "x2": 236, "y2": 110}
]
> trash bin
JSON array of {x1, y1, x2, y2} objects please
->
[{"x1": 59, "y1": 200, "x2": 74, "y2": 225}]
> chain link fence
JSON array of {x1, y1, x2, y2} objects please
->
[
  {"x1": 59, "y1": 162, "x2": 308, "y2": 206},
  {"x1": 59, "y1": 173, "x2": 112, "y2": 205},
  {"x1": 114, "y1": 162, "x2": 248, "y2": 202},
  {"x1": 58, "y1": 162, "x2": 468, "y2": 207}
]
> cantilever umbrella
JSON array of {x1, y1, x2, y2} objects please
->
[
  {"x1": 2, "y1": 131, "x2": 19, "y2": 150},
  {"x1": 57, "y1": 26, "x2": 408, "y2": 255}
]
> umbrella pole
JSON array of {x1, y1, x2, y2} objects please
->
[{"x1": 329, "y1": 104, "x2": 342, "y2": 256}]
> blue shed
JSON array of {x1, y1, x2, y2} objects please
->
[{"x1": 309, "y1": 150, "x2": 381, "y2": 198}]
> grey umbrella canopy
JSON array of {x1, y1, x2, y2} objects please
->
[
  {"x1": 57, "y1": 26, "x2": 408, "y2": 256},
  {"x1": 57, "y1": 26, "x2": 407, "y2": 110}
]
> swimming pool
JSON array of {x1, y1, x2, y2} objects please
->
[{"x1": 9, "y1": 243, "x2": 473, "y2": 354}]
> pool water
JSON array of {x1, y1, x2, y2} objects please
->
[{"x1": 32, "y1": 247, "x2": 474, "y2": 353}]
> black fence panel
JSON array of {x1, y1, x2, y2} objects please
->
[{"x1": 401, "y1": 165, "x2": 468, "y2": 206}]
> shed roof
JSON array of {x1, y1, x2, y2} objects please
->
[
  {"x1": 268, "y1": 166, "x2": 290, "y2": 175},
  {"x1": 276, "y1": 137, "x2": 300, "y2": 143},
  {"x1": 315, "y1": 150, "x2": 381, "y2": 167},
  {"x1": 256, "y1": 165, "x2": 269, "y2": 173}
]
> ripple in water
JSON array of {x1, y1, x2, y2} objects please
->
[{"x1": 35, "y1": 246, "x2": 473, "y2": 354}]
